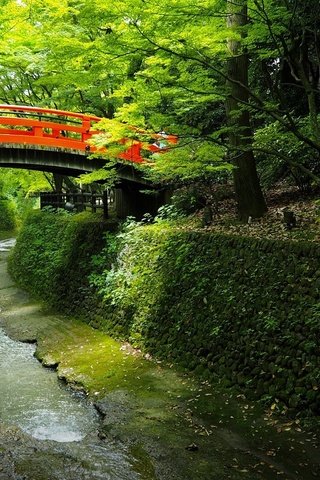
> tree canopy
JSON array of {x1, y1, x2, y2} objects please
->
[{"x1": 0, "y1": 0, "x2": 319, "y2": 219}]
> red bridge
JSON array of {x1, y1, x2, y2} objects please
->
[
  {"x1": 0, "y1": 104, "x2": 177, "y2": 175},
  {"x1": 0, "y1": 104, "x2": 177, "y2": 218}
]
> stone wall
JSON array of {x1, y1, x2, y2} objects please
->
[{"x1": 9, "y1": 213, "x2": 320, "y2": 416}]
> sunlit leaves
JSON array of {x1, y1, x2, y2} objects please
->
[
  {"x1": 146, "y1": 140, "x2": 230, "y2": 182},
  {"x1": 77, "y1": 167, "x2": 117, "y2": 186},
  {"x1": 0, "y1": 168, "x2": 52, "y2": 197},
  {"x1": 0, "y1": 0, "x2": 318, "y2": 190}
]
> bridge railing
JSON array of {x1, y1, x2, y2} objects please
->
[
  {"x1": 39, "y1": 190, "x2": 114, "y2": 218},
  {"x1": 0, "y1": 104, "x2": 178, "y2": 164},
  {"x1": 0, "y1": 105, "x2": 101, "y2": 152}
]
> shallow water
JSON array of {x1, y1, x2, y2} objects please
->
[
  {"x1": 0, "y1": 238, "x2": 141, "y2": 479},
  {"x1": 0, "y1": 238, "x2": 16, "y2": 251},
  {"x1": 0, "y1": 327, "x2": 99, "y2": 442}
]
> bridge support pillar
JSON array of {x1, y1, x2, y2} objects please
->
[
  {"x1": 115, "y1": 183, "x2": 171, "y2": 219},
  {"x1": 53, "y1": 173, "x2": 64, "y2": 193}
]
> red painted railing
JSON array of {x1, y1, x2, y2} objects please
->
[
  {"x1": 0, "y1": 104, "x2": 101, "y2": 152},
  {"x1": 0, "y1": 104, "x2": 177, "y2": 164}
]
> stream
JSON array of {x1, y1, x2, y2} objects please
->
[
  {"x1": 1, "y1": 238, "x2": 320, "y2": 480},
  {"x1": 0, "y1": 327, "x2": 99, "y2": 443},
  {"x1": 0, "y1": 241, "x2": 101, "y2": 442},
  {"x1": 0, "y1": 239, "x2": 140, "y2": 480}
]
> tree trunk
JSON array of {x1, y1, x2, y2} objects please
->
[
  {"x1": 292, "y1": 46, "x2": 320, "y2": 141},
  {"x1": 225, "y1": 0, "x2": 267, "y2": 221}
]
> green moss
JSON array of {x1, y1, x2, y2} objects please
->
[
  {"x1": 9, "y1": 213, "x2": 320, "y2": 415},
  {"x1": 0, "y1": 229, "x2": 17, "y2": 240},
  {"x1": 8, "y1": 210, "x2": 108, "y2": 316},
  {"x1": 129, "y1": 444, "x2": 157, "y2": 480}
]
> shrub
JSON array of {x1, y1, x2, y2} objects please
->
[
  {"x1": 254, "y1": 120, "x2": 320, "y2": 191},
  {"x1": 8, "y1": 210, "x2": 108, "y2": 312},
  {"x1": 0, "y1": 199, "x2": 16, "y2": 230}
]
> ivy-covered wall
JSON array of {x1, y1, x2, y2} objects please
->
[
  {"x1": 8, "y1": 211, "x2": 110, "y2": 313},
  {"x1": 9, "y1": 212, "x2": 320, "y2": 416}
]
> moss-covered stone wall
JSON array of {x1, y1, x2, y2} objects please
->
[
  {"x1": 8, "y1": 211, "x2": 111, "y2": 314},
  {"x1": 9, "y1": 212, "x2": 320, "y2": 416}
]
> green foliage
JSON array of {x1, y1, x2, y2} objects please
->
[
  {"x1": 90, "y1": 219, "x2": 173, "y2": 341},
  {"x1": 90, "y1": 223, "x2": 319, "y2": 346},
  {"x1": 154, "y1": 204, "x2": 184, "y2": 221},
  {"x1": 254, "y1": 121, "x2": 320, "y2": 190},
  {"x1": 1, "y1": 0, "x2": 320, "y2": 201},
  {"x1": 146, "y1": 141, "x2": 230, "y2": 183},
  {"x1": 170, "y1": 186, "x2": 207, "y2": 214},
  {"x1": 9, "y1": 212, "x2": 320, "y2": 413},
  {"x1": 0, "y1": 199, "x2": 16, "y2": 230},
  {"x1": 0, "y1": 0, "x2": 121, "y2": 115},
  {"x1": 0, "y1": 169, "x2": 52, "y2": 197},
  {"x1": 0, "y1": 168, "x2": 52, "y2": 225},
  {"x1": 88, "y1": 224, "x2": 320, "y2": 412},
  {"x1": 8, "y1": 210, "x2": 107, "y2": 311}
]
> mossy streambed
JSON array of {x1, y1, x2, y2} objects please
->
[{"x1": 0, "y1": 243, "x2": 319, "y2": 479}]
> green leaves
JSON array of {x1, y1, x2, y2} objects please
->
[
  {"x1": 146, "y1": 140, "x2": 230, "y2": 182},
  {"x1": 0, "y1": 0, "x2": 319, "y2": 197}
]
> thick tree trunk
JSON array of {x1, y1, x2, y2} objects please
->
[{"x1": 225, "y1": 0, "x2": 267, "y2": 221}]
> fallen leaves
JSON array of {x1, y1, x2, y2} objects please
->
[{"x1": 201, "y1": 188, "x2": 320, "y2": 244}]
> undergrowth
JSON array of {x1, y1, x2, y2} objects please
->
[{"x1": 8, "y1": 209, "x2": 320, "y2": 416}]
